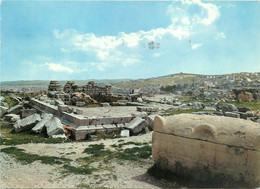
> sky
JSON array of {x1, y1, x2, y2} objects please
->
[{"x1": 1, "y1": 0, "x2": 260, "y2": 81}]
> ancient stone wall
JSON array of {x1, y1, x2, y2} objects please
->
[
  {"x1": 48, "y1": 81, "x2": 61, "y2": 91},
  {"x1": 152, "y1": 114, "x2": 260, "y2": 186},
  {"x1": 63, "y1": 81, "x2": 111, "y2": 97}
]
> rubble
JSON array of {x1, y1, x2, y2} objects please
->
[
  {"x1": 45, "y1": 117, "x2": 65, "y2": 137},
  {"x1": 21, "y1": 109, "x2": 37, "y2": 118},
  {"x1": 31, "y1": 113, "x2": 53, "y2": 133},
  {"x1": 13, "y1": 114, "x2": 41, "y2": 132},
  {"x1": 7, "y1": 104, "x2": 23, "y2": 115},
  {"x1": 126, "y1": 117, "x2": 148, "y2": 135},
  {"x1": 0, "y1": 106, "x2": 8, "y2": 117}
]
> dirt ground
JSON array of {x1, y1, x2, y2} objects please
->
[{"x1": 0, "y1": 132, "x2": 179, "y2": 188}]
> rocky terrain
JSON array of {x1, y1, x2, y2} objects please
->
[{"x1": 1, "y1": 72, "x2": 260, "y2": 188}]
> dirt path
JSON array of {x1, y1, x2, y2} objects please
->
[{"x1": 0, "y1": 132, "x2": 178, "y2": 188}]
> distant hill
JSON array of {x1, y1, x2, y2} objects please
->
[
  {"x1": 0, "y1": 79, "x2": 132, "y2": 87},
  {"x1": 115, "y1": 73, "x2": 206, "y2": 88},
  {"x1": 1, "y1": 72, "x2": 259, "y2": 90}
]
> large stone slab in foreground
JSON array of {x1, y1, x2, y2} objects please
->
[
  {"x1": 13, "y1": 114, "x2": 41, "y2": 132},
  {"x1": 152, "y1": 114, "x2": 260, "y2": 187}
]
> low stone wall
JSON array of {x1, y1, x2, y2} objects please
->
[
  {"x1": 152, "y1": 114, "x2": 260, "y2": 187},
  {"x1": 30, "y1": 98, "x2": 58, "y2": 115}
]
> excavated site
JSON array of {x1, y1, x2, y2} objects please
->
[{"x1": 1, "y1": 80, "x2": 260, "y2": 188}]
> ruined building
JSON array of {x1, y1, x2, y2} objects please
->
[
  {"x1": 48, "y1": 81, "x2": 61, "y2": 91},
  {"x1": 63, "y1": 81, "x2": 111, "y2": 96}
]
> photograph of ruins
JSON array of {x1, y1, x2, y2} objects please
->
[{"x1": 1, "y1": 0, "x2": 259, "y2": 188}]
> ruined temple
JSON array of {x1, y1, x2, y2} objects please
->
[{"x1": 63, "y1": 81, "x2": 111, "y2": 97}]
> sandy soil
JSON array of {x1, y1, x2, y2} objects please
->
[{"x1": 0, "y1": 132, "x2": 178, "y2": 188}]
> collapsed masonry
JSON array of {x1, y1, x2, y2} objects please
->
[
  {"x1": 48, "y1": 81, "x2": 124, "y2": 105},
  {"x1": 152, "y1": 114, "x2": 260, "y2": 187},
  {"x1": 30, "y1": 98, "x2": 152, "y2": 140}
]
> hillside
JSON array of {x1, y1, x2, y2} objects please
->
[{"x1": 1, "y1": 72, "x2": 259, "y2": 91}]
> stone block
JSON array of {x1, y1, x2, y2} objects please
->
[
  {"x1": 74, "y1": 125, "x2": 96, "y2": 140},
  {"x1": 153, "y1": 114, "x2": 260, "y2": 187},
  {"x1": 7, "y1": 104, "x2": 23, "y2": 115},
  {"x1": 99, "y1": 117, "x2": 114, "y2": 125},
  {"x1": 120, "y1": 129, "x2": 130, "y2": 137},
  {"x1": 95, "y1": 125, "x2": 106, "y2": 133},
  {"x1": 103, "y1": 124, "x2": 118, "y2": 133},
  {"x1": 31, "y1": 114, "x2": 53, "y2": 133},
  {"x1": 45, "y1": 117, "x2": 65, "y2": 136},
  {"x1": 225, "y1": 112, "x2": 240, "y2": 118},
  {"x1": 5, "y1": 114, "x2": 20, "y2": 122},
  {"x1": 238, "y1": 107, "x2": 252, "y2": 113},
  {"x1": 13, "y1": 114, "x2": 41, "y2": 132},
  {"x1": 58, "y1": 105, "x2": 69, "y2": 113},
  {"x1": 116, "y1": 124, "x2": 125, "y2": 128},
  {"x1": 125, "y1": 117, "x2": 148, "y2": 135},
  {"x1": 113, "y1": 116, "x2": 133, "y2": 124},
  {"x1": 144, "y1": 114, "x2": 156, "y2": 130},
  {"x1": 21, "y1": 109, "x2": 37, "y2": 118},
  {"x1": 75, "y1": 109, "x2": 83, "y2": 115}
]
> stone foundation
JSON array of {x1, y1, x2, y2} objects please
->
[{"x1": 30, "y1": 98, "x2": 135, "y2": 140}]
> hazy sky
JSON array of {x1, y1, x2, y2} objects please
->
[{"x1": 1, "y1": 0, "x2": 260, "y2": 81}]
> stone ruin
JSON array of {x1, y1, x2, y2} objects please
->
[
  {"x1": 29, "y1": 98, "x2": 153, "y2": 140},
  {"x1": 152, "y1": 114, "x2": 260, "y2": 187},
  {"x1": 48, "y1": 81, "x2": 62, "y2": 91},
  {"x1": 47, "y1": 81, "x2": 124, "y2": 104},
  {"x1": 63, "y1": 81, "x2": 111, "y2": 96}
]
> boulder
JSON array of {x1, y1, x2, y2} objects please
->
[
  {"x1": 13, "y1": 114, "x2": 41, "y2": 132},
  {"x1": 222, "y1": 104, "x2": 238, "y2": 115},
  {"x1": 45, "y1": 117, "x2": 65, "y2": 137},
  {"x1": 31, "y1": 113, "x2": 53, "y2": 133},
  {"x1": 125, "y1": 117, "x2": 148, "y2": 135},
  {"x1": 7, "y1": 104, "x2": 23, "y2": 115},
  {"x1": 120, "y1": 129, "x2": 130, "y2": 137}
]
